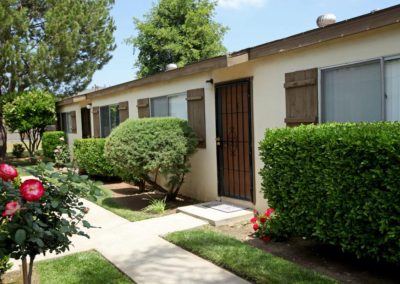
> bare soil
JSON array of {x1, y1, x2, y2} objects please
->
[
  {"x1": 102, "y1": 182, "x2": 198, "y2": 214},
  {"x1": 214, "y1": 222, "x2": 400, "y2": 284}
]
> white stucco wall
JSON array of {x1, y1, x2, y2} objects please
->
[{"x1": 58, "y1": 23, "x2": 400, "y2": 210}]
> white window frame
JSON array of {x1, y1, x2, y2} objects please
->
[
  {"x1": 150, "y1": 92, "x2": 187, "y2": 119},
  {"x1": 318, "y1": 54, "x2": 400, "y2": 123}
]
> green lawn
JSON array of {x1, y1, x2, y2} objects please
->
[
  {"x1": 165, "y1": 229, "x2": 337, "y2": 284},
  {"x1": 95, "y1": 186, "x2": 159, "y2": 222},
  {"x1": 35, "y1": 251, "x2": 134, "y2": 284}
]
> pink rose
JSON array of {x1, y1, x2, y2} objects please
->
[
  {"x1": 2, "y1": 201, "x2": 21, "y2": 217},
  {"x1": 20, "y1": 179, "x2": 45, "y2": 202},
  {"x1": 0, "y1": 164, "x2": 18, "y2": 182}
]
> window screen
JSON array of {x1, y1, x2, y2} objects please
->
[
  {"x1": 385, "y1": 58, "x2": 400, "y2": 121},
  {"x1": 321, "y1": 60, "x2": 382, "y2": 122},
  {"x1": 151, "y1": 96, "x2": 168, "y2": 117},
  {"x1": 100, "y1": 106, "x2": 110, "y2": 137},
  {"x1": 169, "y1": 94, "x2": 187, "y2": 119},
  {"x1": 99, "y1": 104, "x2": 120, "y2": 138}
]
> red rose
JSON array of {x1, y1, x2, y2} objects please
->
[
  {"x1": 250, "y1": 217, "x2": 258, "y2": 224},
  {"x1": 262, "y1": 235, "x2": 271, "y2": 242},
  {"x1": 2, "y1": 201, "x2": 21, "y2": 217},
  {"x1": 20, "y1": 179, "x2": 45, "y2": 202},
  {"x1": 0, "y1": 164, "x2": 18, "y2": 182},
  {"x1": 260, "y1": 217, "x2": 267, "y2": 223},
  {"x1": 264, "y1": 208, "x2": 275, "y2": 218},
  {"x1": 253, "y1": 223, "x2": 259, "y2": 231}
]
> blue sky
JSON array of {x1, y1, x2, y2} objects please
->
[{"x1": 90, "y1": 0, "x2": 400, "y2": 88}]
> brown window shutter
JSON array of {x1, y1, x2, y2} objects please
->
[
  {"x1": 137, "y1": 98, "x2": 150, "y2": 118},
  {"x1": 92, "y1": 107, "x2": 100, "y2": 138},
  {"x1": 284, "y1": 68, "x2": 318, "y2": 127},
  {"x1": 119, "y1": 101, "x2": 129, "y2": 122},
  {"x1": 70, "y1": 111, "x2": 77, "y2": 134},
  {"x1": 187, "y1": 88, "x2": 206, "y2": 148}
]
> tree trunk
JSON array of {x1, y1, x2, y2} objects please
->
[
  {"x1": 0, "y1": 118, "x2": 7, "y2": 161},
  {"x1": 21, "y1": 257, "x2": 28, "y2": 284},
  {"x1": 27, "y1": 255, "x2": 35, "y2": 284}
]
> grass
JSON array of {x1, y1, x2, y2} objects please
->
[
  {"x1": 142, "y1": 198, "x2": 166, "y2": 214},
  {"x1": 165, "y1": 229, "x2": 337, "y2": 284},
  {"x1": 95, "y1": 186, "x2": 159, "y2": 222},
  {"x1": 5, "y1": 251, "x2": 133, "y2": 284}
]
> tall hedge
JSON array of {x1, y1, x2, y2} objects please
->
[
  {"x1": 42, "y1": 131, "x2": 66, "y2": 159},
  {"x1": 73, "y1": 138, "x2": 115, "y2": 177},
  {"x1": 259, "y1": 122, "x2": 400, "y2": 263},
  {"x1": 105, "y1": 118, "x2": 197, "y2": 200}
]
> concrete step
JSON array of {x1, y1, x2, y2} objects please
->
[{"x1": 177, "y1": 201, "x2": 253, "y2": 227}]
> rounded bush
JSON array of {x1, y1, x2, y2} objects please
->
[
  {"x1": 73, "y1": 138, "x2": 116, "y2": 177},
  {"x1": 42, "y1": 131, "x2": 66, "y2": 159},
  {"x1": 259, "y1": 122, "x2": 400, "y2": 263},
  {"x1": 105, "y1": 118, "x2": 197, "y2": 198}
]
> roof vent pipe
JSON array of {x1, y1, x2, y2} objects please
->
[
  {"x1": 166, "y1": 63, "x2": 178, "y2": 71},
  {"x1": 316, "y1": 14, "x2": 337, "y2": 28}
]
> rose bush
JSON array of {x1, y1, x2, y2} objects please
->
[
  {"x1": 250, "y1": 208, "x2": 277, "y2": 242},
  {"x1": 0, "y1": 163, "x2": 101, "y2": 284}
]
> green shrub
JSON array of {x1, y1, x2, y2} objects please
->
[
  {"x1": 74, "y1": 138, "x2": 115, "y2": 177},
  {"x1": 105, "y1": 118, "x2": 197, "y2": 200},
  {"x1": 12, "y1": 143, "x2": 25, "y2": 158},
  {"x1": 259, "y1": 122, "x2": 400, "y2": 263},
  {"x1": 42, "y1": 131, "x2": 66, "y2": 159},
  {"x1": 0, "y1": 255, "x2": 12, "y2": 277}
]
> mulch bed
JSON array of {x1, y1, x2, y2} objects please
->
[
  {"x1": 102, "y1": 182, "x2": 198, "y2": 214},
  {"x1": 214, "y1": 222, "x2": 399, "y2": 284}
]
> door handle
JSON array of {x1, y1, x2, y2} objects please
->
[{"x1": 216, "y1": 137, "x2": 221, "y2": 146}]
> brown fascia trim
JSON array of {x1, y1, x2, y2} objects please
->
[
  {"x1": 57, "y1": 97, "x2": 74, "y2": 107},
  {"x1": 57, "y1": 55, "x2": 227, "y2": 106},
  {"x1": 58, "y1": 4, "x2": 400, "y2": 106},
  {"x1": 86, "y1": 55, "x2": 227, "y2": 100},
  {"x1": 247, "y1": 4, "x2": 400, "y2": 60}
]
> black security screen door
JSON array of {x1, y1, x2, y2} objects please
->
[{"x1": 215, "y1": 79, "x2": 254, "y2": 201}]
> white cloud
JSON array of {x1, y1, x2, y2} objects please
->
[{"x1": 218, "y1": 0, "x2": 266, "y2": 9}]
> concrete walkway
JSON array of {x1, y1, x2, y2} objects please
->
[{"x1": 12, "y1": 199, "x2": 249, "y2": 284}]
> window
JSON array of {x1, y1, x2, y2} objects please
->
[
  {"x1": 150, "y1": 93, "x2": 187, "y2": 120},
  {"x1": 321, "y1": 57, "x2": 400, "y2": 123},
  {"x1": 60, "y1": 112, "x2": 73, "y2": 133},
  {"x1": 100, "y1": 104, "x2": 120, "y2": 137}
]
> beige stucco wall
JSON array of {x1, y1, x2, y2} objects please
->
[
  {"x1": 58, "y1": 103, "x2": 84, "y2": 146},
  {"x1": 59, "y1": 23, "x2": 400, "y2": 210}
]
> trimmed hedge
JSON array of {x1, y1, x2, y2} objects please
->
[
  {"x1": 259, "y1": 122, "x2": 400, "y2": 263},
  {"x1": 73, "y1": 139, "x2": 116, "y2": 177},
  {"x1": 105, "y1": 117, "x2": 197, "y2": 199},
  {"x1": 42, "y1": 131, "x2": 66, "y2": 159}
]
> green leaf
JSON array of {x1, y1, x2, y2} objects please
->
[
  {"x1": 82, "y1": 220, "x2": 91, "y2": 229},
  {"x1": 51, "y1": 200, "x2": 59, "y2": 208},
  {"x1": 15, "y1": 229, "x2": 26, "y2": 245}
]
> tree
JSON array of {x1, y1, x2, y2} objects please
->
[
  {"x1": 0, "y1": 0, "x2": 116, "y2": 158},
  {"x1": 128, "y1": 0, "x2": 227, "y2": 78},
  {"x1": 3, "y1": 91, "x2": 56, "y2": 159}
]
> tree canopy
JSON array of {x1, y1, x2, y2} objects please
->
[
  {"x1": 0, "y1": 0, "x2": 116, "y2": 96},
  {"x1": 128, "y1": 0, "x2": 228, "y2": 78},
  {"x1": 3, "y1": 90, "x2": 56, "y2": 158}
]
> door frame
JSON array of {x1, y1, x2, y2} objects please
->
[
  {"x1": 80, "y1": 107, "x2": 92, "y2": 139},
  {"x1": 215, "y1": 77, "x2": 255, "y2": 203}
]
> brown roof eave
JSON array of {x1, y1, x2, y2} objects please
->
[
  {"x1": 249, "y1": 5, "x2": 400, "y2": 60},
  {"x1": 85, "y1": 55, "x2": 227, "y2": 100}
]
